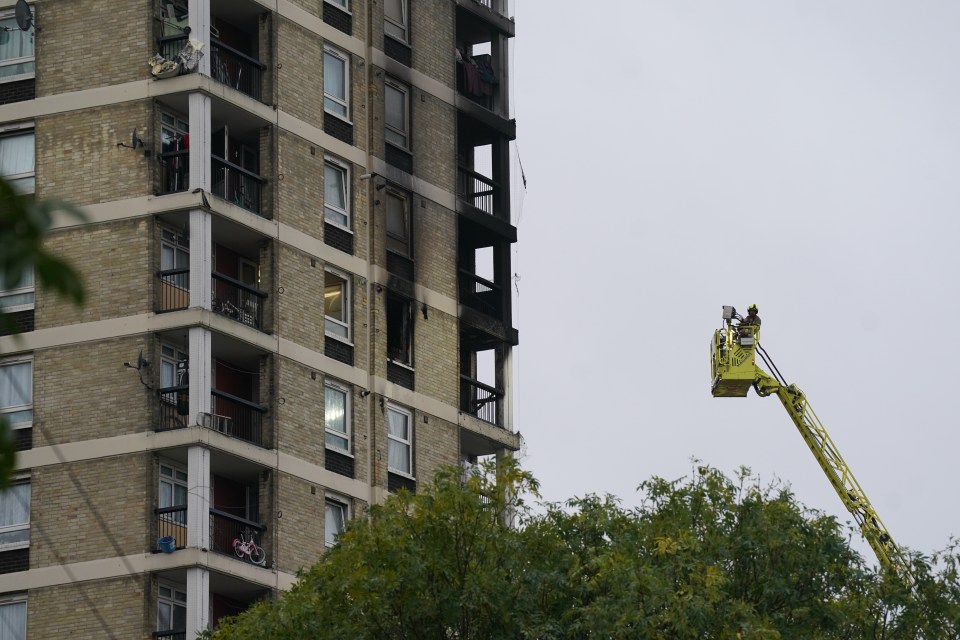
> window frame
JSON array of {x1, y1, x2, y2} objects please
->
[
  {"x1": 0, "y1": 476, "x2": 30, "y2": 552},
  {"x1": 0, "y1": 7, "x2": 35, "y2": 84},
  {"x1": 0, "y1": 269, "x2": 33, "y2": 314},
  {"x1": 160, "y1": 343, "x2": 189, "y2": 391},
  {"x1": 383, "y1": 0, "x2": 408, "y2": 43},
  {"x1": 324, "y1": 0, "x2": 350, "y2": 12},
  {"x1": 384, "y1": 79, "x2": 410, "y2": 150},
  {"x1": 0, "y1": 595, "x2": 27, "y2": 640},
  {"x1": 384, "y1": 187, "x2": 412, "y2": 257},
  {"x1": 324, "y1": 379, "x2": 351, "y2": 454},
  {"x1": 158, "y1": 461, "x2": 188, "y2": 525},
  {"x1": 386, "y1": 403, "x2": 414, "y2": 477},
  {"x1": 157, "y1": 581, "x2": 187, "y2": 634},
  {"x1": 324, "y1": 494, "x2": 349, "y2": 547},
  {"x1": 324, "y1": 268, "x2": 352, "y2": 342},
  {"x1": 0, "y1": 356, "x2": 32, "y2": 429},
  {"x1": 0, "y1": 124, "x2": 35, "y2": 195},
  {"x1": 323, "y1": 45, "x2": 351, "y2": 122},
  {"x1": 323, "y1": 156, "x2": 351, "y2": 230}
]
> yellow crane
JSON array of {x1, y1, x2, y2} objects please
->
[{"x1": 710, "y1": 305, "x2": 910, "y2": 572}]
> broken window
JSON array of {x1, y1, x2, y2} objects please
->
[{"x1": 386, "y1": 293, "x2": 413, "y2": 366}]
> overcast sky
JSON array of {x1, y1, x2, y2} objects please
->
[{"x1": 510, "y1": 1, "x2": 960, "y2": 562}]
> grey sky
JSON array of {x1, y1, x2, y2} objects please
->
[{"x1": 512, "y1": 1, "x2": 959, "y2": 561}]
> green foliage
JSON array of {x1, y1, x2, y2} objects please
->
[
  {"x1": 0, "y1": 177, "x2": 87, "y2": 488},
  {"x1": 209, "y1": 460, "x2": 960, "y2": 639}
]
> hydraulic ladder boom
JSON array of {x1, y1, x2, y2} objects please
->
[{"x1": 710, "y1": 306, "x2": 909, "y2": 572}]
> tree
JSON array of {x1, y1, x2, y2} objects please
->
[
  {"x1": 0, "y1": 177, "x2": 86, "y2": 487},
  {"x1": 208, "y1": 460, "x2": 960, "y2": 640}
]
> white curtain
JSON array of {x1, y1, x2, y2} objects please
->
[
  {"x1": 0, "y1": 484, "x2": 28, "y2": 529},
  {"x1": 325, "y1": 501, "x2": 345, "y2": 545},
  {"x1": 0, "y1": 133, "x2": 34, "y2": 193},
  {"x1": 323, "y1": 52, "x2": 346, "y2": 117},
  {"x1": 0, "y1": 600, "x2": 26, "y2": 640},
  {"x1": 387, "y1": 410, "x2": 410, "y2": 473},
  {"x1": 0, "y1": 270, "x2": 33, "y2": 310},
  {"x1": 0, "y1": 362, "x2": 31, "y2": 411},
  {"x1": 324, "y1": 386, "x2": 347, "y2": 445},
  {"x1": 0, "y1": 18, "x2": 34, "y2": 80}
]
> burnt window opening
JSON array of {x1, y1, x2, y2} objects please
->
[{"x1": 386, "y1": 293, "x2": 413, "y2": 367}]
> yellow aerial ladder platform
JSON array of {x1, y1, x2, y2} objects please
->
[{"x1": 710, "y1": 305, "x2": 910, "y2": 573}]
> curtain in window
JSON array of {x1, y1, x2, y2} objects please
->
[
  {"x1": 0, "y1": 270, "x2": 33, "y2": 310},
  {"x1": 387, "y1": 410, "x2": 410, "y2": 473},
  {"x1": 0, "y1": 362, "x2": 31, "y2": 411},
  {"x1": 384, "y1": 85, "x2": 406, "y2": 146},
  {"x1": 323, "y1": 52, "x2": 347, "y2": 117},
  {"x1": 0, "y1": 18, "x2": 34, "y2": 79},
  {"x1": 325, "y1": 386, "x2": 348, "y2": 450},
  {"x1": 325, "y1": 501, "x2": 345, "y2": 545},
  {"x1": 0, "y1": 133, "x2": 34, "y2": 193},
  {"x1": 0, "y1": 600, "x2": 26, "y2": 640},
  {"x1": 324, "y1": 163, "x2": 347, "y2": 225}
]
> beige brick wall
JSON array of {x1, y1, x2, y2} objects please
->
[
  {"x1": 413, "y1": 198, "x2": 457, "y2": 299},
  {"x1": 32, "y1": 454, "x2": 150, "y2": 568},
  {"x1": 37, "y1": 219, "x2": 151, "y2": 329},
  {"x1": 372, "y1": 403, "x2": 458, "y2": 487},
  {"x1": 412, "y1": 88, "x2": 457, "y2": 193},
  {"x1": 412, "y1": 308, "x2": 458, "y2": 406},
  {"x1": 36, "y1": 102, "x2": 153, "y2": 205},
  {"x1": 411, "y1": 0, "x2": 455, "y2": 87},
  {"x1": 276, "y1": 129, "x2": 324, "y2": 238},
  {"x1": 277, "y1": 17, "x2": 325, "y2": 129},
  {"x1": 29, "y1": 575, "x2": 150, "y2": 640},
  {"x1": 274, "y1": 471, "x2": 324, "y2": 573},
  {"x1": 276, "y1": 357, "x2": 325, "y2": 466},
  {"x1": 277, "y1": 244, "x2": 325, "y2": 351},
  {"x1": 36, "y1": 0, "x2": 150, "y2": 97},
  {"x1": 34, "y1": 337, "x2": 153, "y2": 445}
]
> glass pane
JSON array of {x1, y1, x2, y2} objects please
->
[
  {"x1": 325, "y1": 501, "x2": 345, "y2": 545},
  {"x1": 0, "y1": 362, "x2": 31, "y2": 411},
  {"x1": 325, "y1": 318, "x2": 348, "y2": 338},
  {"x1": 157, "y1": 601, "x2": 171, "y2": 631},
  {"x1": 385, "y1": 85, "x2": 405, "y2": 133},
  {"x1": 324, "y1": 275, "x2": 344, "y2": 321},
  {"x1": 0, "y1": 291, "x2": 33, "y2": 311},
  {"x1": 385, "y1": 194, "x2": 407, "y2": 239},
  {"x1": 324, "y1": 163, "x2": 346, "y2": 210},
  {"x1": 384, "y1": 0, "x2": 403, "y2": 22},
  {"x1": 388, "y1": 439, "x2": 410, "y2": 474},
  {"x1": 324, "y1": 207, "x2": 348, "y2": 227},
  {"x1": 0, "y1": 601, "x2": 25, "y2": 640},
  {"x1": 325, "y1": 386, "x2": 346, "y2": 434},
  {"x1": 0, "y1": 133, "x2": 34, "y2": 179},
  {"x1": 0, "y1": 17, "x2": 34, "y2": 80},
  {"x1": 173, "y1": 603, "x2": 186, "y2": 630},
  {"x1": 173, "y1": 484, "x2": 187, "y2": 507},
  {"x1": 323, "y1": 52, "x2": 347, "y2": 118},
  {"x1": 159, "y1": 482, "x2": 172, "y2": 508},
  {"x1": 325, "y1": 432, "x2": 348, "y2": 450},
  {"x1": 0, "y1": 483, "x2": 29, "y2": 528},
  {"x1": 387, "y1": 409, "x2": 408, "y2": 439}
]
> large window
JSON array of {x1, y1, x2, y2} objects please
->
[
  {"x1": 386, "y1": 293, "x2": 413, "y2": 366},
  {"x1": 0, "y1": 270, "x2": 33, "y2": 314},
  {"x1": 0, "y1": 478, "x2": 29, "y2": 550},
  {"x1": 384, "y1": 80, "x2": 409, "y2": 149},
  {"x1": 0, "y1": 128, "x2": 34, "y2": 194},
  {"x1": 158, "y1": 463, "x2": 187, "y2": 520},
  {"x1": 323, "y1": 157, "x2": 350, "y2": 228},
  {"x1": 0, "y1": 8, "x2": 34, "y2": 82},
  {"x1": 324, "y1": 380, "x2": 350, "y2": 452},
  {"x1": 0, "y1": 358, "x2": 31, "y2": 428},
  {"x1": 160, "y1": 343, "x2": 188, "y2": 389},
  {"x1": 0, "y1": 597, "x2": 26, "y2": 640},
  {"x1": 385, "y1": 188, "x2": 411, "y2": 256},
  {"x1": 384, "y1": 0, "x2": 408, "y2": 42},
  {"x1": 324, "y1": 269, "x2": 351, "y2": 340},
  {"x1": 325, "y1": 495, "x2": 348, "y2": 547},
  {"x1": 157, "y1": 583, "x2": 187, "y2": 635},
  {"x1": 323, "y1": 46, "x2": 350, "y2": 120},
  {"x1": 386, "y1": 404, "x2": 413, "y2": 476}
]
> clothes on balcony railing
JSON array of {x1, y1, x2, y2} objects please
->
[{"x1": 456, "y1": 49, "x2": 497, "y2": 98}]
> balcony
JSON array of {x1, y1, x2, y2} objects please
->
[
  {"x1": 210, "y1": 509, "x2": 267, "y2": 566},
  {"x1": 457, "y1": 166, "x2": 497, "y2": 216},
  {"x1": 212, "y1": 272, "x2": 266, "y2": 329},
  {"x1": 213, "y1": 156, "x2": 264, "y2": 215},
  {"x1": 153, "y1": 632, "x2": 186, "y2": 640},
  {"x1": 155, "y1": 387, "x2": 266, "y2": 448},
  {"x1": 459, "y1": 270, "x2": 502, "y2": 318},
  {"x1": 157, "y1": 150, "x2": 189, "y2": 196},
  {"x1": 460, "y1": 375, "x2": 503, "y2": 426},
  {"x1": 156, "y1": 34, "x2": 265, "y2": 102},
  {"x1": 156, "y1": 268, "x2": 190, "y2": 312},
  {"x1": 156, "y1": 505, "x2": 188, "y2": 551}
]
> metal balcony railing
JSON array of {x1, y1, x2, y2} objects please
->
[
  {"x1": 210, "y1": 389, "x2": 265, "y2": 447},
  {"x1": 460, "y1": 375, "x2": 503, "y2": 426},
  {"x1": 157, "y1": 34, "x2": 188, "y2": 63},
  {"x1": 157, "y1": 268, "x2": 190, "y2": 312},
  {"x1": 211, "y1": 39, "x2": 265, "y2": 101},
  {"x1": 153, "y1": 631, "x2": 186, "y2": 640},
  {"x1": 458, "y1": 270, "x2": 502, "y2": 318},
  {"x1": 457, "y1": 166, "x2": 497, "y2": 216},
  {"x1": 212, "y1": 272, "x2": 266, "y2": 330},
  {"x1": 157, "y1": 385, "x2": 190, "y2": 432},
  {"x1": 212, "y1": 156, "x2": 264, "y2": 216},
  {"x1": 155, "y1": 506, "x2": 187, "y2": 550},
  {"x1": 210, "y1": 509, "x2": 267, "y2": 563},
  {"x1": 157, "y1": 150, "x2": 190, "y2": 195}
]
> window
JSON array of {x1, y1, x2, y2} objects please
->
[
  {"x1": 324, "y1": 496, "x2": 348, "y2": 546},
  {"x1": 323, "y1": 46, "x2": 350, "y2": 120},
  {"x1": 160, "y1": 343, "x2": 188, "y2": 390},
  {"x1": 385, "y1": 188, "x2": 411, "y2": 256},
  {"x1": 0, "y1": 128, "x2": 34, "y2": 194},
  {"x1": 0, "y1": 478, "x2": 29, "y2": 550},
  {"x1": 0, "y1": 597, "x2": 26, "y2": 640},
  {"x1": 0, "y1": 358, "x2": 31, "y2": 428},
  {"x1": 160, "y1": 226, "x2": 189, "y2": 291},
  {"x1": 326, "y1": 0, "x2": 349, "y2": 8},
  {"x1": 384, "y1": 0, "x2": 408, "y2": 42},
  {"x1": 324, "y1": 269, "x2": 351, "y2": 340},
  {"x1": 323, "y1": 157, "x2": 350, "y2": 228},
  {"x1": 384, "y1": 80, "x2": 409, "y2": 149},
  {"x1": 158, "y1": 462, "x2": 188, "y2": 523},
  {"x1": 386, "y1": 294, "x2": 413, "y2": 366},
  {"x1": 0, "y1": 270, "x2": 33, "y2": 314},
  {"x1": 157, "y1": 583, "x2": 187, "y2": 635},
  {"x1": 324, "y1": 380, "x2": 350, "y2": 452},
  {"x1": 0, "y1": 8, "x2": 34, "y2": 82},
  {"x1": 386, "y1": 404, "x2": 413, "y2": 476},
  {"x1": 160, "y1": 113, "x2": 189, "y2": 194}
]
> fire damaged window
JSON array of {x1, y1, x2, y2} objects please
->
[{"x1": 386, "y1": 293, "x2": 413, "y2": 366}]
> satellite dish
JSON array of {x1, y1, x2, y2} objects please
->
[{"x1": 14, "y1": 0, "x2": 32, "y2": 32}]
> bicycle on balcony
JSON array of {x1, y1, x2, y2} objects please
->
[{"x1": 232, "y1": 528, "x2": 266, "y2": 566}]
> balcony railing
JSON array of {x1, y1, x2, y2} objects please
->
[
  {"x1": 210, "y1": 389, "x2": 265, "y2": 447},
  {"x1": 470, "y1": 0, "x2": 508, "y2": 15},
  {"x1": 212, "y1": 272, "x2": 266, "y2": 330},
  {"x1": 157, "y1": 268, "x2": 190, "y2": 312},
  {"x1": 157, "y1": 385, "x2": 190, "y2": 432},
  {"x1": 157, "y1": 150, "x2": 189, "y2": 195},
  {"x1": 459, "y1": 270, "x2": 502, "y2": 318},
  {"x1": 213, "y1": 156, "x2": 264, "y2": 216},
  {"x1": 153, "y1": 632, "x2": 186, "y2": 640},
  {"x1": 155, "y1": 506, "x2": 187, "y2": 550},
  {"x1": 157, "y1": 34, "x2": 188, "y2": 64},
  {"x1": 211, "y1": 39, "x2": 265, "y2": 101},
  {"x1": 210, "y1": 508, "x2": 267, "y2": 564},
  {"x1": 460, "y1": 375, "x2": 503, "y2": 426},
  {"x1": 457, "y1": 166, "x2": 497, "y2": 216}
]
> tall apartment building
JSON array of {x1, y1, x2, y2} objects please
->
[{"x1": 0, "y1": 0, "x2": 518, "y2": 636}]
